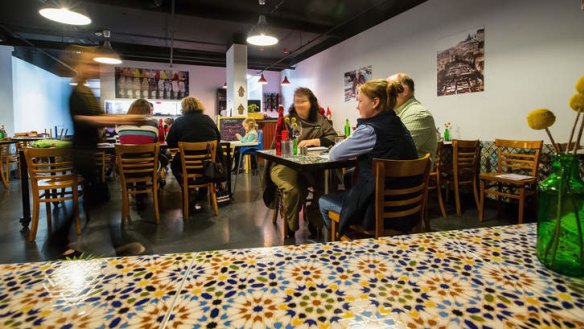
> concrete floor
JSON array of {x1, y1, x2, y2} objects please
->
[{"x1": 0, "y1": 166, "x2": 530, "y2": 264}]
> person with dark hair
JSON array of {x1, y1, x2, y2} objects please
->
[
  {"x1": 264, "y1": 87, "x2": 336, "y2": 239},
  {"x1": 319, "y1": 79, "x2": 418, "y2": 239},
  {"x1": 47, "y1": 47, "x2": 148, "y2": 259},
  {"x1": 116, "y1": 99, "x2": 158, "y2": 144},
  {"x1": 387, "y1": 72, "x2": 437, "y2": 161}
]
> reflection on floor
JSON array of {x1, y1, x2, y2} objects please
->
[{"x1": 0, "y1": 165, "x2": 531, "y2": 264}]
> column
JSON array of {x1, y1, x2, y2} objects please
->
[
  {"x1": 0, "y1": 46, "x2": 14, "y2": 135},
  {"x1": 226, "y1": 42, "x2": 247, "y2": 117}
]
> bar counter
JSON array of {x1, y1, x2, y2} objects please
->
[{"x1": 0, "y1": 224, "x2": 582, "y2": 328}]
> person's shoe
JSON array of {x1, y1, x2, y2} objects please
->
[
  {"x1": 285, "y1": 230, "x2": 296, "y2": 240},
  {"x1": 61, "y1": 248, "x2": 83, "y2": 259},
  {"x1": 115, "y1": 242, "x2": 146, "y2": 256},
  {"x1": 307, "y1": 223, "x2": 321, "y2": 239}
]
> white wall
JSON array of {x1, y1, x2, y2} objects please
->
[
  {"x1": 12, "y1": 56, "x2": 72, "y2": 135},
  {"x1": 287, "y1": 0, "x2": 584, "y2": 142},
  {"x1": 100, "y1": 60, "x2": 281, "y2": 118},
  {"x1": 0, "y1": 46, "x2": 15, "y2": 135}
]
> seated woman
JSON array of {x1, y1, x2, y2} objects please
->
[
  {"x1": 319, "y1": 79, "x2": 418, "y2": 239},
  {"x1": 166, "y1": 96, "x2": 222, "y2": 209},
  {"x1": 263, "y1": 87, "x2": 336, "y2": 239},
  {"x1": 233, "y1": 118, "x2": 258, "y2": 172},
  {"x1": 116, "y1": 99, "x2": 158, "y2": 144}
]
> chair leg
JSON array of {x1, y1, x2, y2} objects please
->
[
  {"x1": 29, "y1": 196, "x2": 40, "y2": 242},
  {"x1": 182, "y1": 181, "x2": 189, "y2": 220},
  {"x1": 121, "y1": 186, "x2": 129, "y2": 225},
  {"x1": 232, "y1": 153, "x2": 245, "y2": 193},
  {"x1": 45, "y1": 194, "x2": 52, "y2": 229},
  {"x1": 210, "y1": 183, "x2": 219, "y2": 216},
  {"x1": 0, "y1": 160, "x2": 8, "y2": 188},
  {"x1": 479, "y1": 181, "x2": 485, "y2": 222},
  {"x1": 518, "y1": 187, "x2": 525, "y2": 224},
  {"x1": 472, "y1": 177, "x2": 480, "y2": 211},
  {"x1": 153, "y1": 180, "x2": 160, "y2": 224},
  {"x1": 454, "y1": 176, "x2": 462, "y2": 216},
  {"x1": 73, "y1": 186, "x2": 81, "y2": 235},
  {"x1": 436, "y1": 176, "x2": 447, "y2": 218}
]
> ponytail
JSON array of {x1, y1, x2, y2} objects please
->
[
  {"x1": 359, "y1": 79, "x2": 403, "y2": 113},
  {"x1": 386, "y1": 82, "x2": 404, "y2": 111}
]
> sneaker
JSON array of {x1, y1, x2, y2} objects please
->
[{"x1": 115, "y1": 242, "x2": 146, "y2": 256}]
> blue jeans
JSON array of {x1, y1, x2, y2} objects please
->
[{"x1": 319, "y1": 192, "x2": 345, "y2": 229}]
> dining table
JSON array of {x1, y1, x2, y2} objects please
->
[
  {"x1": 256, "y1": 148, "x2": 356, "y2": 193},
  {"x1": 0, "y1": 223, "x2": 582, "y2": 328}
]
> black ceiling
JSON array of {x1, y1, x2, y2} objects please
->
[{"x1": 0, "y1": 0, "x2": 427, "y2": 77}]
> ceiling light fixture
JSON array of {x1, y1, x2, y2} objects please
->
[
  {"x1": 39, "y1": 6, "x2": 91, "y2": 26},
  {"x1": 93, "y1": 30, "x2": 122, "y2": 65},
  {"x1": 281, "y1": 76, "x2": 291, "y2": 85},
  {"x1": 258, "y1": 74, "x2": 268, "y2": 84},
  {"x1": 247, "y1": 15, "x2": 278, "y2": 46},
  {"x1": 223, "y1": 82, "x2": 227, "y2": 89}
]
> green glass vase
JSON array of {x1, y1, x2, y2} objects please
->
[
  {"x1": 443, "y1": 128, "x2": 450, "y2": 142},
  {"x1": 536, "y1": 153, "x2": 584, "y2": 277}
]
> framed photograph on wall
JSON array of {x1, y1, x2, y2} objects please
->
[
  {"x1": 437, "y1": 27, "x2": 485, "y2": 96},
  {"x1": 114, "y1": 67, "x2": 189, "y2": 100},
  {"x1": 344, "y1": 65, "x2": 372, "y2": 102}
]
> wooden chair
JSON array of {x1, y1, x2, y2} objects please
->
[
  {"x1": 24, "y1": 147, "x2": 81, "y2": 241},
  {"x1": 452, "y1": 139, "x2": 481, "y2": 216},
  {"x1": 329, "y1": 154, "x2": 431, "y2": 241},
  {"x1": 427, "y1": 141, "x2": 447, "y2": 218},
  {"x1": 95, "y1": 151, "x2": 107, "y2": 183},
  {"x1": 116, "y1": 144, "x2": 160, "y2": 225},
  {"x1": 178, "y1": 141, "x2": 219, "y2": 219},
  {"x1": 479, "y1": 139, "x2": 543, "y2": 224}
]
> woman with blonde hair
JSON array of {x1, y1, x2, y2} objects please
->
[
  {"x1": 233, "y1": 118, "x2": 259, "y2": 172},
  {"x1": 319, "y1": 79, "x2": 418, "y2": 239}
]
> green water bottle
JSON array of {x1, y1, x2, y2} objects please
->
[
  {"x1": 293, "y1": 137, "x2": 298, "y2": 155},
  {"x1": 344, "y1": 119, "x2": 351, "y2": 137},
  {"x1": 444, "y1": 128, "x2": 450, "y2": 142}
]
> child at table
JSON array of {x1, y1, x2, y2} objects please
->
[{"x1": 233, "y1": 118, "x2": 258, "y2": 172}]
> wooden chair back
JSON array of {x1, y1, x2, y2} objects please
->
[
  {"x1": 495, "y1": 139, "x2": 543, "y2": 176},
  {"x1": 116, "y1": 144, "x2": 159, "y2": 179},
  {"x1": 95, "y1": 151, "x2": 106, "y2": 182},
  {"x1": 428, "y1": 141, "x2": 447, "y2": 219},
  {"x1": 179, "y1": 141, "x2": 216, "y2": 184},
  {"x1": 25, "y1": 147, "x2": 77, "y2": 187},
  {"x1": 24, "y1": 147, "x2": 81, "y2": 241},
  {"x1": 453, "y1": 139, "x2": 480, "y2": 178},
  {"x1": 373, "y1": 154, "x2": 431, "y2": 238}
]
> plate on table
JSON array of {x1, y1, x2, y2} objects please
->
[{"x1": 307, "y1": 146, "x2": 328, "y2": 152}]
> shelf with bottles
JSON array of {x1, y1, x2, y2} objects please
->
[{"x1": 104, "y1": 99, "x2": 180, "y2": 116}]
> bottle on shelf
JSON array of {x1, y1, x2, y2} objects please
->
[
  {"x1": 158, "y1": 119, "x2": 165, "y2": 143},
  {"x1": 344, "y1": 119, "x2": 351, "y2": 137},
  {"x1": 0, "y1": 125, "x2": 5, "y2": 139},
  {"x1": 275, "y1": 105, "x2": 285, "y2": 155}
]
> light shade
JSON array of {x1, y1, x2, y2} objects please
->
[
  {"x1": 223, "y1": 82, "x2": 227, "y2": 89},
  {"x1": 247, "y1": 15, "x2": 278, "y2": 46},
  {"x1": 39, "y1": 8, "x2": 91, "y2": 26},
  {"x1": 93, "y1": 31, "x2": 122, "y2": 65},
  {"x1": 281, "y1": 76, "x2": 291, "y2": 85},
  {"x1": 258, "y1": 74, "x2": 268, "y2": 84}
]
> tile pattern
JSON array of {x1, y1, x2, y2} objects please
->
[{"x1": 1, "y1": 224, "x2": 583, "y2": 328}]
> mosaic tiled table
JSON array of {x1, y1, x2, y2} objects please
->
[{"x1": 1, "y1": 224, "x2": 583, "y2": 328}]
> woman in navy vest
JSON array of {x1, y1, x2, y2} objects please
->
[{"x1": 319, "y1": 79, "x2": 418, "y2": 238}]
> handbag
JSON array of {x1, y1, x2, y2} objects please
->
[{"x1": 202, "y1": 142, "x2": 227, "y2": 182}]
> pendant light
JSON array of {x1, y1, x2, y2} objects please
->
[
  {"x1": 258, "y1": 74, "x2": 268, "y2": 84},
  {"x1": 247, "y1": 15, "x2": 278, "y2": 46},
  {"x1": 93, "y1": 30, "x2": 122, "y2": 65},
  {"x1": 281, "y1": 76, "x2": 291, "y2": 85},
  {"x1": 39, "y1": 5, "x2": 91, "y2": 26}
]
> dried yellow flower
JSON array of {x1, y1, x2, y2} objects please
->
[
  {"x1": 576, "y1": 75, "x2": 584, "y2": 94},
  {"x1": 291, "y1": 117, "x2": 297, "y2": 122},
  {"x1": 569, "y1": 93, "x2": 584, "y2": 112},
  {"x1": 284, "y1": 116, "x2": 290, "y2": 122},
  {"x1": 526, "y1": 108, "x2": 556, "y2": 130}
]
